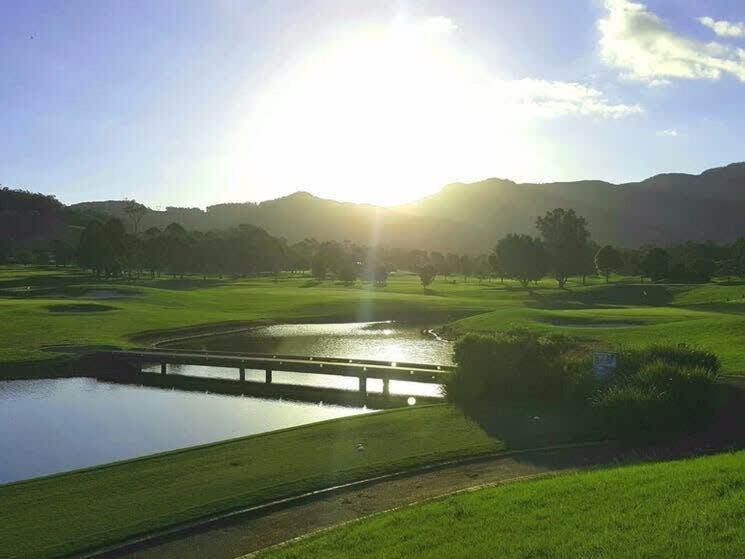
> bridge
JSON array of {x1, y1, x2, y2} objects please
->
[{"x1": 100, "y1": 348, "x2": 454, "y2": 398}]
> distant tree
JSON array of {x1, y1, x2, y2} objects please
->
[
  {"x1": 373, "y1": 264, "x2": 388, "y2": 287},
  {"x1": 51, "y1": 240, "x2": 74, "y2": 267},
  {"x1": 419, "y1": 265, "x2": 437, "y2": 289},
  {"x1": 124, "y1": 200, "x2": 148, "y2": 233},
  {"x1": 337, "y1": 261, "x2": 358, "y2": 285},
  {"x1": 16, "y1": 250, "x2": 32, "y2": 266},
  {"x1": 594, "y1": 245, "x2": 624, "y2": 282},
  {"x1": 718, "y1": 238, "x2": 745, "y2": 278},
  {"x1": 623, "y1": 248, "x2": 644, "y2": 282},
  {"x1": 311, "y1": 256, "x2": 327, "y2": 280},
  {"x1": 674, "y1": 241, "x2": 717, "y2": 283},
  {"x1": 460, "y1": 254, "x2": 471, "y2": 282},
  {"x1": 494, "y1": 234, "x2": 547, "y2": 287},
  {"x1": 641, "y1": 247, "x2": 669, "y2": 282},
  {"x1": 577, "y1": 242, "x2": 598, "y2": 285},
  {"x1": 536, "y1": 208, "x2": 590, "y2": 288},
  {"x1": 429, "y1": 252, "x2": 446, "y2": 275},
  {"x1": 488, "y1": 251, "x2": 504, "y2": 283},
  {"x1": 445, "y1": 253, "x2": 460, "y2": 276}
]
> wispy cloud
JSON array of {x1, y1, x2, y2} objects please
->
[
  {"x1": 495, "y1": 79, "x2": 643, "y2": 119},
  {"x1": 656, "y1": 129, "x2": 679, "y2": 137},
  {"x1": 599, "y1": 0, "x2": 745, "y2": 82},
  {"x1": 698, "y1": 16, "x2": 745, "y2": 38}
]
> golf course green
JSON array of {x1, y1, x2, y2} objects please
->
[
  {"x1": 2, "y1": 265, "x2": 745, "y2": 374},
  {"x1": 1, "y1": 265, "x2": 744, "y2": 558}
]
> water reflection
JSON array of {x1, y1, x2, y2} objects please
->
[
  {"x1": 0, "y1": 377, "x2": 371, "y2": 484},
  {"x1": 170, "y1": 321, "x2": 454, "y2": 366}
]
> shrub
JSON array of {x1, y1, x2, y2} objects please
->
[
  {"x1": 444, "y1": 330, "x2": 582, "y2": 410},
  {"x1": 593, "y1": 349, "x2": 719, "y2": 442},
  {"x1": 592, "y1": 384, "x2": 664, "y2": 441}
]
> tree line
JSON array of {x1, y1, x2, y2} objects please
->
[
  {"x1": 3, "y1": 205, "x2": 745, "y2": 287},
  {"x1": 489, "y1": 208, "x2": 745, "y2": 287}
]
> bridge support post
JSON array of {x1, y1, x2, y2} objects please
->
[
  {"x1": 382, "y1": 377, "x2": 390, "y2": 397},
  {"x1": 160, "y1": 362, "x2": 167, "y2": 375},
  {"x1": 265, "y1": 369, "x2": 272, "y2": 384},
  {"x1": 359, "y1": 375, "x2": 367, "y2": 394},
  {"x1": 239, "y1": 367, "x2": 245, "y2": 381}
]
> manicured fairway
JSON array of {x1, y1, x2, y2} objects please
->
[
  {"x1": 0, "y1": 405, "x2": 504, "y2": 559},
  {"x1": 2, "y1": 266, "x2": 745, "y2": 373},
  {"x1": 260, "y1": 450, "x2": 745, "y2": 559}
]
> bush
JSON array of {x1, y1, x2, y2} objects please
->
[
  {"x1": 444, "y1": 330, "x2": 586, "y2": 410},
  {"x1": 615, "y1": 344, "x2": 719, "y2": 379},
  {"x1": 594, "y1": 349, "x2": 719, "y2": 442},
  {"x1": 592, "y1": 384, "x2": 664, "y2": 440}
]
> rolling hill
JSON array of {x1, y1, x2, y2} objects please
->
[{"x1": 39, "y1": 162, "x2": 745, "y2": 252}]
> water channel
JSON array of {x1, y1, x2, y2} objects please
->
[{"x1": 0, "y1": 322, "x2": 452, "y2": 484}]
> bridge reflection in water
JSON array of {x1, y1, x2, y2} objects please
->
[{"x1": 96, "y1": 349, "x2": 454, "y2": 409}]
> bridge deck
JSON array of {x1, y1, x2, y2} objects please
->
[{"x1": 106, "y1": 349, "x2": 454, "y2": 384}]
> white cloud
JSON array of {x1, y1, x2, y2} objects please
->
[
  {"x1": 656, "y1": 128, "x2": 679, "y2": 137},
  {"x1": 495, "y1": 78, "x2": 643, "y2": 119},
  {"x1": 599, "y1": 0, "x2": 745, "y2": 82},
  {"x1": 698, "y1": 16, "x2": 745, "y2": 38},
  {"x1": 419, "y1": 16, "x2": 457, "y2": 35}
]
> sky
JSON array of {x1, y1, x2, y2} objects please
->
[{"x1": 2, "y1": 0, "x2": 745, "y2": 208}]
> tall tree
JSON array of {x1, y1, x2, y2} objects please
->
[
  {"x1": 494, "y1": 234, "x2": 547, "y2": 287},
  {"x1": 641, "y1": 247, "x2": 669, "y2": 282},
  {"x1": 594, "y1": 245, "x2": 624, "y2": 282},
  {"x1": 124, "y1": 200, "x2": 148, "y2": 233},
  {"x1": 536, "y1": 208, "x2": 590, "y2": 288},
  {"x1": 419, "y1": 265, "x2": 437, "y2": 289}
]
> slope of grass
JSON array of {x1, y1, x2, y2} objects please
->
[
  {"x1": 0, "y1": 405, "x2": 505, "y2": 559},
  {"x1": 261, "y1": 450, "x2": 745, "y2": 559},
  {"x1": 2, "y1": 266, "x2": 745, "y2": 373}
]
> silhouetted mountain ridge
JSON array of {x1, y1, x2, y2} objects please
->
[{"x1": 67, "y1": 162, "x2": 745, "y2": 251}]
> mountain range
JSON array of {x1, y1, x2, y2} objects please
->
[{"x1": 68, "y1": 162, "x2": 745, "y2": 252}]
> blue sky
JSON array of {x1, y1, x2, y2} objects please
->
[{"x1": 2, "y1": 0, "x2": 745, "y2": 207}]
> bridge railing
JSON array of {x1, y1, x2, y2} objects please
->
[{"x1": 111, "y1": 347, "x2": 455, "y2": 372}]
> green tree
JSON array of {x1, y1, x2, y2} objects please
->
[
  {"x1": 460, "y1": 254, "x2": 471, "y2": 282},
  {"x1": 536, "y1": 208, "x2": 590, "y2": 288},
  {"x1": 419, "y1": 265, "x2": 436, "y2": 289},
  {"x1": 123, "y1": 200, "x2": 148, "y2": 233},
  {"x1": 641, "y1": 247, "x2": 669, "y2": 282},
  {"x1": 594, "y1": 245, "x2": 624, "y2": 282},
  {"x1": 494, "y1": 234, "x2": 547, "y2": 287}
]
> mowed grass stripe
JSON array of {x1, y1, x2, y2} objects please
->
[
  {"x1": 260, "y1": 450, "x2": 745, "y2": 559},
  {"x1": 0, "y1": 405, "x2": 503, "y2": 559}
]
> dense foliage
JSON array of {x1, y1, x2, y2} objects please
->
[{"x1": 446, "y1": 332, "x2": 721, "y2": 442}]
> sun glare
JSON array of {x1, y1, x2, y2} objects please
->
[{"x1": 240, "y1": 18, "x2": 532, "y2": 206}]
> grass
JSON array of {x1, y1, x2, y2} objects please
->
[
  {"x1": 260, "y1": 450, "x2": 745, "y2": 559},
  {"x1": 0, "y1": 405, "x2": 506, "y2": 559},
  {"x1": 2, "y1": 266, "x2": 744, "y2": 557},
  {"x1": 2, "y1": 266, "x2": 745, "y2": 373}
]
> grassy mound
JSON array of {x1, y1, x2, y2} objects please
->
[
  {"x1": 0, "y1": 405, "x2": 504, "y2": 559},
  {"x1": 261, "y1": 451, "x2": 745, "y2": 559}
]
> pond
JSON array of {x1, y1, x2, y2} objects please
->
[
  {"x1": 0, "y1": 321, "x2": 452, "y2": 484},
  {"x1": 0, "y1": 377, "x2": 371, "y2": 485},
  {"x1": 166, "y1": 321, "x2": 454, "y2": 365}
]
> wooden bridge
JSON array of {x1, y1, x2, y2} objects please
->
[{"x1": 102, "y1": 348, "x2": 454, "y2": 397}]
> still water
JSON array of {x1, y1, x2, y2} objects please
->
[
  {"x1": 163, "y1": 321, "x2": 453, "y2": 397},
  {"x1": 0, "y1": 322, "x2": 452, "y2": 484}
]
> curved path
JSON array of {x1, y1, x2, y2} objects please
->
[
  {"x1": 109, "y1": 443, "x2": 631, "y2": 559},
  {"x1": 94, "y1": 377, "x2": 745, "y2": 559}
]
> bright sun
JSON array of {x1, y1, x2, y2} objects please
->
[{"x1": 236, "y1": 17, "x2": 533, "y2": 206}]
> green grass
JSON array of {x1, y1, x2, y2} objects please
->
[
  {"x1": 0, "y1": 405, "x2": 505, "y2": 559},
  {"x1": 2, "y1": 266, "x2": 745, "y2": 373},
  {"x1": 260, "y1": 450, "x2": 745, "y2": 559}
]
